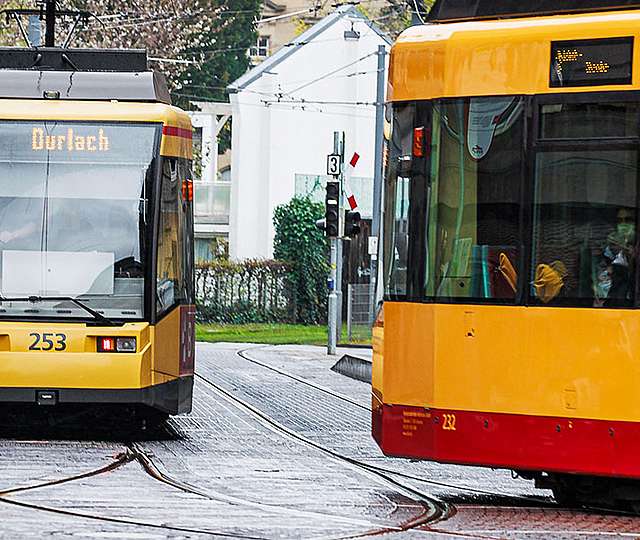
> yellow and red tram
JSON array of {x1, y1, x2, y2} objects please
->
[
  {"x1": 0, "y1": 49, "x2": 195, "y2": 422},
  {"x1": 373, "y1": 1, "x2": 640, "y2": 504}
]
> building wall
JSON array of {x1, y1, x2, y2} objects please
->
[{"x1": 230, "y1": 13, "x2": 388, "y2": 260}]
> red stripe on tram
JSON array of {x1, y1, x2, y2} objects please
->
[{"x1": 162, "y1": 125, "x2": 193, "y2": 139}]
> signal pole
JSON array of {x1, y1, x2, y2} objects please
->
[
  {"x1": 45, "y1": 0, "x2": 56, "y2": 47},
  {"x1": 327, "y1": 131, "x2": 344, "y2": 356}
]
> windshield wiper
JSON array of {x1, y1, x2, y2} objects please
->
[{"x1": 0, "y1": 295, "x2": 120, "y2": 326}]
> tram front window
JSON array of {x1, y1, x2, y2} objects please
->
[
  {"x1": 531, "y1": 149, "x2": 638, "y2": 307},
  {"x1": 425, "y1": 97, "x2": 525, "y2": 302},
  {"x1": 384, "y1": 103, "x2": 414, "y2": 297},
  {"x1": 0, "y1": 121, "x2": 158, "y2": 320}
]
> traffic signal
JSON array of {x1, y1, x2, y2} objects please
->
[
  {"x1": 323, "y1": 181, "x2": 340, "y2": 238},
  {"x1": 344, "y1": 210, "x2": 361, "y2": 238}
]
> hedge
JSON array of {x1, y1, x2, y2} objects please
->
[{"x1": 196, "y1": 260, "x2": 294, "y2": 324}]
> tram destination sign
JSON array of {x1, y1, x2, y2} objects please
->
[
  {"x1": 0, "y1": 122, "x2": 157, "y2": 165},
  {"x1": 550, "y1": 37, "x2": 634, "y2": 87}
]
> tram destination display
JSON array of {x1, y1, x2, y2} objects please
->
[{"x1": 550, "y1": 37, "x2": 634, "y2": 87}]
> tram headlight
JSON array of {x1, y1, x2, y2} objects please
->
[
  {"x1": 97, "y1": 336, "x2": 137, "y2": 353},
  {"x1": 116, "y1": 337, "x2": 137, "y2": 352}
]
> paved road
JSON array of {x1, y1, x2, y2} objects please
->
[{"x1": 0, "y1": 343, "x2": 638, "y2": 538}]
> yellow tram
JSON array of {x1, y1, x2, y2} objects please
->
[
  {"x1": 373, "y1": 0, "x2": 640, "y2": 505},
  {"x1": 0, "y1": 49, "x2": 195, "y2": 422}
]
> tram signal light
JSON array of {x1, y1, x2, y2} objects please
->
[
  {"x1": 344, "y1": 210, "x2": 361, "y2": 238},
  {"x1": 324, "y1": 181, "x2": 340, "y2": 238}
]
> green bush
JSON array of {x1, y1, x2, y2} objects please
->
[{"x1": 273, "y1": 197, "x2": 328, "y2": 324}]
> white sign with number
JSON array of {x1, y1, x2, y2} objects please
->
[{"x1": 326, "y1": 154, "x2": 341, "y2": 176}]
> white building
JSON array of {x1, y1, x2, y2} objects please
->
[
  {"x1": 189, "y1": 103, "x2": 232, "y2": 262},
  {"x1": 228, "y1": 6, "x2": 390, "y2": 260}
]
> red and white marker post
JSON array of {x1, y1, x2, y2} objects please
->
[{"x1": 344, "y1": 152, "x2": 359, "y2": 211}]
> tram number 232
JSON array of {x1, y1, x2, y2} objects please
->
[
  {"x1": 442, "y1": 413, "x2": 457, "y2": 431},
  {"x1": 29, "y1": 332, "x2": 67, "y2": 351}
]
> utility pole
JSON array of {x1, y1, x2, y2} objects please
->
[
  {"x1": 45, "y1": 0, "x2": 56, "y2": 47},
  {"x1": 3, "y1": 1, "x2": 90, "y2": 49},
  {"x1": 369, "y1": 45, "x2": 387, "y2": 323}
]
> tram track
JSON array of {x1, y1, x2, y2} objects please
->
[
  {"x1": 0, "y1": 408, "x2": 446, "y2": 537},
  {"x1": 230, "y1": 345, "x2": 640, "y2": 526},
  {"x1": 236, "y1": 345, "x2": 370, "y2": 412},
  {"x1": 231, "y1": 346, "x2": 557, "y2": 507},
  {"x1": 0, "y1": 435, "x2": 401, "y2": 539},
  {"x1": 0, "y1": 406, "x2": 448, "y2": 538},
  {"x1": 0, "y1": 443, "x2": 265, "y2": 538},
  {"x1": 194, "y1": 368, "x2": 454, "y2": 538},
  {"x1": 127, "y1": 441, "x2": 411, "y2": 532}
]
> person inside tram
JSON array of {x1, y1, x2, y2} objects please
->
[{"x1": 594, "y1": 207, "x2": 636, "y2": 305}]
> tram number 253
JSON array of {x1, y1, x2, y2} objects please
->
[
  {"x1": 29, "y1": 333, "x2": 67, "y2": 351},
  {"x1": 442, "y1": 413, "x2": 457, "y2": 431}
]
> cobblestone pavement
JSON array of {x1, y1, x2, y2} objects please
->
[
  {"x1": 195, "y1": 343, "x2": 640, "y2": 539},
  {"x1": 0, "y1": 342, "x2": 639, "y2": 539}
]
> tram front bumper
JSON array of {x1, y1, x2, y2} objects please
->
[
  {"x1": 0, "y1": 376, "x2": 193, "y2": 414},
  {"x1": 0, "y1": 320, "x2": 193, "y2": 414}
]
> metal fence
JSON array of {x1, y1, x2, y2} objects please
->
[{"x1": 346, "y1": 283, "x2": 373, "y2": 342}]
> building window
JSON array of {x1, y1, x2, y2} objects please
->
[{"x1": 250, "y1": 36, "x2": 270, "y2": 58}]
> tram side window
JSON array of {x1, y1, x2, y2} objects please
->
[
  {"x1": 540, "y1": 102, "x2": 639, "y2": 140},
  {"x1": 156, "y1": 159, "x2": 187, "y2": 315},
  {"x1": 425, "y1": 97, "x2": 524, "y2": 302},
  {"x1": 178, "y1": 159, "x2": 195, "y2": 304},
  {"x1": 383, "y1": 103, "x2": 415, "y2": 298},
  {"x1": 531, "y1": 149, "x2": 638, "y2": 307}
]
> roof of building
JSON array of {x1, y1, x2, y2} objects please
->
[
  {"x1": 228, "y1": 5, "x2": 391, "y2": 93},
  {"x1": 264, "y1": 0, "x2": 286, "y2": 13}
]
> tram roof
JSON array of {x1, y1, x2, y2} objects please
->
[
  {"x1": 427, "y1": 0, "x2": 640, "y2": 22},
  {"x1": 0, "y1": 48, "x2": 171, "y2": 104},
  {"x1": 390, "y1": 9, "x2": 640, "y2": 101},
  {"x1": 0, "y1": 48, "x2": 148, "y2": 71}
]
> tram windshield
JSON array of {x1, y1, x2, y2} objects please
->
[
  {"x1": 0, "y1": 121, "x2": 159, "y2": 320},
  {"x1": 383, "y1": 96, "x2": 640, "y2": 308}
]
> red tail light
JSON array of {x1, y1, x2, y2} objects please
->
[
  {"x1": 98, "y1": 337, "x2": 115, "y2": 352},
  {"x1": 97, "y1": 337, "x2": 137, "y2": 353}
]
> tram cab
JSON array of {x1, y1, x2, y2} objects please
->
[
  {"x1": 373, "y1": 0, "x2": 640, "y2": 505},
  {"x1": 0, "y1": 49, "x2": 195, "y2": 420}
]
